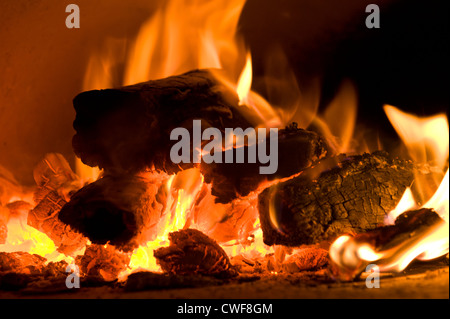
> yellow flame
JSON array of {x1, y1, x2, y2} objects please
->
[
  {"x1": 384, "y1": 105, "x2": 449, "y2": 169},
  {"x1": 123, "y1": 0, "x2": 247, "y2": 83},
  {"x1": 237, "y1": 52, "x2": 253, "y2": 105},
  {"x1": 0, "y1": 198, "x2": 72, "y2": 263}
]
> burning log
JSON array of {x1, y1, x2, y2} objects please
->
[
  {"x1": 58, "y1": 173, "x2": 169, "y2": 251},
  {"x1": 154, "y1": 229, "x2": 237, "y2": 278},
  {"x1": 72, "y1": 69, "x2": 252, "y2": 175},
  {"x1": 329, "y1": 208, "x2": 446, "y2": 280},
  {"x1": 258, "y1": 151, "x2": 436, "y2": 246},
  {"x1": 201, "y1": 123, "x2": 329, "y2": 203},
  {"x1": 27, "y1": 153, "x2": 87, "y2": 255},
  {"x1": 72, "y1": 70, "x2": 329, "y2": 203}
]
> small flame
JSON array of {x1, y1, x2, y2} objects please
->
[
  {"x1": 311, "y1": 80, "x2": 358, "y2": 154},
  {"x1": 237, "y1": 52, "x2": 253, "y2": 105}
]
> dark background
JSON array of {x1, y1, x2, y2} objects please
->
[{"x1": 239, "y1": 0, "x2": 449, "y2": 148}]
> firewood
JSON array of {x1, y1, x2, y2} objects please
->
[
  {"x1": 27, "y1": 153, "x2": 87, "y2": 255},
  {"x1": 329, "y1": 208, "x2": 445, "y2": 280},
  {"x1": 75, "y1": 244, "x2": 130, "y2": 282},
  {"x1": 58, "y1": 173, "x2": 169, "y2": 251},
  {"x1": 154, "y1": 229, "x2": 237, "y2": 278},
  {"x1": 72, "y1": 69, "x2": 252, "y2": 175},
  {"x1": 72, "y1": 70, "x2": 329, "y2": 203},
  {"x1": 258, "y1": 151, "x2": 438, "y2": 246},
  {"x1": 200, "y1": 123, "x2": 329, "y2": 203}
]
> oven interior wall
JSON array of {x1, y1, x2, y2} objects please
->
[{"x1": 0, "y1": 0, "x2": 162, "y2": 185}]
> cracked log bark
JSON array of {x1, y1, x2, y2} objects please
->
[
  {"x1": 258, "y1": 151, "x2": 440, "y2": 246},
  {"x1": 72, "y1": 69, "x2": 329, "y2": 203}
]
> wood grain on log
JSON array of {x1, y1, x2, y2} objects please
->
[
  {"x1": 58, "y1": 174, "x2": 169, "y2": 251},
  {"x1": 258, "y1": 151, "x2": 437, "y2": 246}
]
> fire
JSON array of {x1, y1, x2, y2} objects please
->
[
  {"x1": 330, "y1": 105, "x2": 449, "y2": 278},
  {"x1": 0, "y1": 196, "x2": 74, "y2": 263},
  {"x1": 236, "y1": 52, "x2": 253, "y2": 105},
  {"x1": 311, "y1": 80, "x2": 358, "y2": 154}
]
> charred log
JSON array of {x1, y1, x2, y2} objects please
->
[
  {"x1": 258, "y1": 151, "x2": 438, "y2": 246},
  {"x1": 201, "y1": 123, "x2": 329, "y2": 203},
  {"x1": 154, "y1": 229, "x2": 237, "y2": 278},
  {"x1": 72, "y1": 69, "x2": 252, "y2": 175},
  {"x1": 72, "y1": 70, "x2": 329, "y2": 203},
  {"x1": 58, "y1": 174, "x2": 169, "y2": 251}
]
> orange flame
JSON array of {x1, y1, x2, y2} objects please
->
[
  {"x1": 0, "y1": 195, "x2": 75, "y2": 264},
  {"x1": 311, "y1": 80, "x2": 358, "y2": 154}
]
